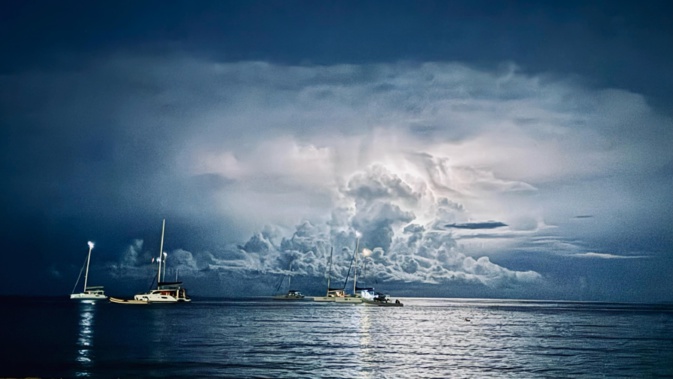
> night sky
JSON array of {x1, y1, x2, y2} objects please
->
[{"x1": 1, "y1": 0, "x2": 671, "y2": 301}]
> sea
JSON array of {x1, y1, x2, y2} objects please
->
[{"x1": 1, "y1": 297, "x2": 672, "y2": 378}]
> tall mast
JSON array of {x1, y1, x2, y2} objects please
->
[
  {"x1": 288, "y1": 267, "x2": 292, "y2": 289},
  {"x1": 353, "y1": 237, "x2": 359, "y2": 294},
  {"x1": 158, "y1": 219, "x2": 165, "y2": 284},
  {"x1": 326, "y1": 246, "x2": 333, "y2": 294},
  {"x1": 83, "y1": 241, "x2": 94, "y2": 290},
  {"x1": 162, "y1": 252, "x2": 167, "y2": 282}
]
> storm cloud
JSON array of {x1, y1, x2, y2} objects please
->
[{"x1": 1, "y1": 44, "x2": 671, "y2": 300}]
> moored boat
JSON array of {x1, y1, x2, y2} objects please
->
[
  {"x1": 109, "y1": 297, "x2": 149, "y2": 305},
  {"x1": 362, "y1": 292, "x2": 404, "y2": 307},
  {"x1": 313, "y1": 288, "x2": 347, "y2": 302},
  {"x1": 134, "y1": 281, "x2": 190, "y2": 303},
  {"x1": 70, "y1": 241, "x2": 107, "y2": 301},
  {"x1": 313, "y1": 247, "x2": 350, "y2": 302},
  {"x1": 273, "y1": 289, "x2": 305, "y2": 300},
  {"x1": 332, "y1": 238, "x2": 369, "y2": 304},
  {"x1": 272, "y1": 267, "x2": 305, "y2": 300},
  {"x1": 111, "y1": 219, "x2": 191, "y2": 304},
  {"x1": 334, "y1": 237, "x2": 403, "y2": 306}
]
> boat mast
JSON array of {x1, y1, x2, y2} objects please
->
[
  {"x1": 83, "y1": 241, "x2": 94, "y2": 291},
  {"x1": 158, "y1": 219, "x2": 165, "y2": 284},
  {"x1": 353, "y1": 237, "x2": 359, "y2": 294},
  {"x1": 162, "y1": 252, "x2": 167, "y2": 283},
  {"x1": 288, "y1": 263, "x2": 292, "y2": 290},
  {"x1": 326, "y1": 246, "x2": 333, "y2": 294}
]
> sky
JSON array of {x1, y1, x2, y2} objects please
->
[{"x1": 1, "y1": 0, "x2": 671, "y2": 302}]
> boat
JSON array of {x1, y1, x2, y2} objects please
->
[
  {"x1": 70, "y1": 241, "x2": 107, "y2": 301},
  {"x1": 334, "y1": 238, "x2": 403, "y2": 306},
  {"x1": 334, "y1": 238, "x2": 370, "y2": 304},
  {"x1": 110, "y1": 219, "x2": 190, "y2": 304},
  {"x1": 313, "y1": 247, "x2": 348, "y2": 302},
  {"x1": 363, "y1": 292, "x2": 404, "y2": 307},
  {"x1": 272, "y1": 270, "x2": 305, "y2": 300},
  {"x1": 273, "y1": 289, "x2": 305, "y2": 300},
  {"x1": 132, "y1": 281, "x2": 190, "y2": 303},
  {"x1": 108, "y1": 297, "x2": 149, "y2": 305}
]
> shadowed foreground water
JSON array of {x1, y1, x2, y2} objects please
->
[{"x1": 1, "y1": 297, "x2": 672, "y2": 378}]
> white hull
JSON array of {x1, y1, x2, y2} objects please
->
[
  {"x1": 134, "y1": 293, "x2": 191, "y2": 303},
  {"x1": 70, "y1": 293, "x2": 107, "y2": 300},
  {"x1": 112, "y1": 221, "x2": 191, "y2": 305}
]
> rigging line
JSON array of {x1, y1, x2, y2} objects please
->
[
  {"x1": 343, "y1": 249, "x2": 356, "y2": 290},
  {"x1": 147, "y1": 270, "x2": 158, "y2": 292},
  {"x1": 71, "y1": 255, "x2": 88, "y2": 294},
  {"x1": 273, "y1": 273, "x2": 285, "y2": 295}
]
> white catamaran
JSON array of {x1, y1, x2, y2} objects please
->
[
  {"x1": 330, "y1": 238, "x2": 403, "y2": 306},
  {"x1": 70, "y1": 241, "x2": 107, "y2": 300},
  {"x1": 333, "y1": 237, "x2": 373, "y2": 304},
  {"x1": 313, "y1": 247, "x2": 348, "y2": 302},
  {"x1": 110, "y1": 219, "x2": 190, "y2": 304}
]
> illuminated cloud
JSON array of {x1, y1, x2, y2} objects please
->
[{"x1": 4, "y1": 53, "x2": 670, "y2": 299}]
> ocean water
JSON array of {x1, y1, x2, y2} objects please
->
[{"x1": 1, "y1": 297, "x2": 672, "y2": 378}]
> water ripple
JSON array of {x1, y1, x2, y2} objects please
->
[{"x1": 1, "y1": 298, "x2": 672, "y2": 378}]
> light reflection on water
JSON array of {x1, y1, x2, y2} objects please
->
[
  {"x1": 1, "y1": 297, "x2": 671, "y2": 378},
  {"x1": 75, "y1": 301, "x2": 97, "y2": 377}
]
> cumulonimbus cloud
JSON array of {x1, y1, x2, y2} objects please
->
[{"x1": 11, "y1": 54, "x2": 667, "y2": 295}]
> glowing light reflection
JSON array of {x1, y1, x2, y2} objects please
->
[
  {"x1": 358, "y1": 307, "x2": 373, "y2": 379},
  {"x1": 75, "y1": 302, "x2": 96, "y2": 377}
]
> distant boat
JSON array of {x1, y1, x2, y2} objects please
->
[
  {"x1": 273, "y1": 269, "x2": 305, "y2": 300},
  {"x1": 362, "y1": 292, "x2": 403, "y2": 307},
  {"x1": 273, "y1": 289, "x2": 305, "y2": 300},
  {"x1": 313, "y1": 247, "x2": 348, "y2": 302},
  {"x1": 70, "y1": 241, "x2": 107, "y2": 301},
  {"x1": 333, "y1": 238, "x2": 368, "y2": 304},
  {"x1": 335, "y1": 238, "x2": 403, "y2": 306},
  {"x1": 110, "y1": 219, "x2": 190, "y2": 304}
]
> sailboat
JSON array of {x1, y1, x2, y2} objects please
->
[
  {"x1": 313, "y1": 247, "x2": 347, "y2": 302},
  {"x1": 272, "y1": 268, "x2": 305, "y2": 300},
  {"x1": 333, "y1": 238, "x2": 403, "y2": 306},
  {"x1": 110, "y1": 219, "x2": 190, "y2": 304},
  {"x1": 70, "y1": 241, "x2": 107, "y2": 300},
  {"x1": 334, "y1": 237, "x2": 371, "y2": 304}
]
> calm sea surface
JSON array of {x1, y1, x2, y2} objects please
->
[{"x1": 1, "y1": 297, "x2": 672, "y2": 378}]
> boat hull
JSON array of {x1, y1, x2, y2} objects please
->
[
  {"x1": 70, "y1": 293, "x2": 107, "y2": 300},
  {"x1": 363, "y1": 299, "x2": 403, "y2": 307},
  {"x1": 133, "y1": 294, "x2": 191, "y2": 303},
  {"x1": 273, "y1": 290, "x2": 305, "y2": 300},
  {"x1": 109, "y1": 297, "x2": 149, "y2": 305},
  {"x1": 313, "y1": 296, "x2": 339, "y2": 302},
  {"x1": 334, "y1": 296, "x2": 363, "y2": 304},
  {"x1": 273, "y1": 296, "x2": 305, "y2": 300}
]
